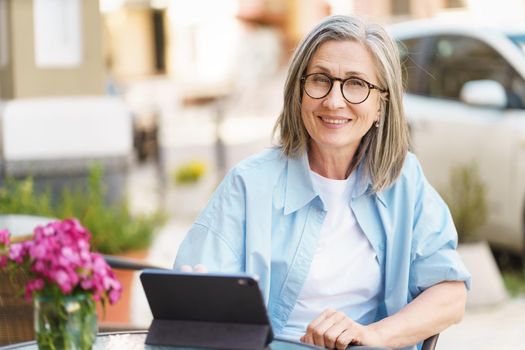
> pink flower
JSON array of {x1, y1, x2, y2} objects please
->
[
  {"x1": 0, "y1": 229, "x2": 8, "y2": 268},
  {"x1": 31, "y1": 260, "x2": 47, "y2": 275},
  {"x1": 9, "y1": 243, "x2": 26, "y2": 263},
  {"x1": 0, "y1": 256, "x2": 7, "y2": 268},
  {"x1": 77, "y1": 239, "x2": 89, "y2": 251},
  {"x1": 53, "y1": 269, "x2": 73, "y2": 293},
  {"x1": 91, "y1": 253, "x2": 108, "y2": 272},
  {"x1": 28, "y1": 278, "x2": 45, "y2": 292},
  {"x1": 108, "y1": 289, "x2": 121, "y2": 305},
  {"x1": 1, "y1": 218, "x2": 121, "y2": 305},
  {"x1": 29, "y1": 242, "x2": 47, "y2": 260},
  {"x1": 80, "y1": 279, "x2": 93, "y2": 290},
  {"x1": 0, "y1": 229, "x2": 10, "y2": 245},
  {"x1": 24, "y1": 278, "x2": 45, "y2": 301}
]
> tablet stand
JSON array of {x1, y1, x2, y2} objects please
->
[{"x1": 145, "y1": 319, "x2": 272, "y2": 350}]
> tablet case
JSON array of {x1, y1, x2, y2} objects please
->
[{"x1": 140, "y1": 270, "x2": 273, "y2": 350}]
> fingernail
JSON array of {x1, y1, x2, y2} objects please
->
[
  {"x1": 180, "y1": 265, "x2": 192, "y2": 272},
  {"x1": 194, "y1": 264, "x2": 207, "y2": 273}
]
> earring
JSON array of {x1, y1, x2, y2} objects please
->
[{"x1": 375, "y1": 120, "x2": 380, "y2": 128}]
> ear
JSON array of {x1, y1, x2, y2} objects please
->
[{"x1": 377, "y1": 96, "x2": 387, "y2": 118}]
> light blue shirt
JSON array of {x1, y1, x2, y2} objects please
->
[{"x1": 174, "y1": 148, "x2": 471, "y2": 350}]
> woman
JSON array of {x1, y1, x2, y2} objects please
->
[{"x1": 175, "y1": 15, "x2": 470, "y2": 350}]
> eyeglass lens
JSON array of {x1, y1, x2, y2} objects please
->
[{"x1": 303, "y1": 73, "x2": 371, "y2": 104}]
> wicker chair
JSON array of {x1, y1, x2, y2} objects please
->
[
  {"x1": 0, "y1": 271, "x2": 34, "y2": 345},
  {"x1": 422, "y1": 334, "x2": 439, "y2": 350},
  {"x1": 0, "y1": 215, "x2": 53, "y2": 345}
]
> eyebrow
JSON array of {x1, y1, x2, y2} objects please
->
[{"x1": 310, "y1": 64, "x2": 370, "y2": 80}]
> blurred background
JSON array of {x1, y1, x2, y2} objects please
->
[{"x1": 1, "y1": 0, "x2": 525, "y2": 349}]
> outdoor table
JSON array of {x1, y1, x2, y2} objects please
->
[{"x1": 0, "y1": 331, "x2": 391, "y2": 350}]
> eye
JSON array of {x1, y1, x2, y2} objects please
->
[
  {"x1": 346, "y1": 78, "x2": 367, "y2": 88},
  {"x1": 311, "y1": 74, "x2": 331, "y2": 84}
]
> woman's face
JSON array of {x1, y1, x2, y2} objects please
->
[{"x1": 301, "y1": 40, "x2": 382, "y2": 159}]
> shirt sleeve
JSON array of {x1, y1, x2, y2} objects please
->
[
  {"x1": 408, "y1": 158, "x2": 472, "y2": 298},
  {"x1": 173, "y1": 169, "x2": 246, "y2": 273}
]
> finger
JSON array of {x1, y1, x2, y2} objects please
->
[
  {"x1": 335, "y1": 329, "x2": 355, "y2": 350},
  {"x1": 193, "y1": 264, "x2": 208, "y2": 273},
  {"x1": 311, "y1": 311, "x2": 346, "y2": 348},
  {"x1": 324, "y1": 318, "x2": 351, "y2": 349},
  {"x1": 306, "y1": 308, "x2": 337, "y2": 336},
  {"x1": 301, "y1": 330, "x2": 314, "y2": 345},
  {"x1": 179, "y1": 265, "x2": 193, "y2": 272},
  {"x1": 303, "y1": 309, "x2": 337, "y2": 345}
]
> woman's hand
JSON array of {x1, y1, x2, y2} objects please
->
[
  {"x1": 300, "y1": 308, "x2": 383, "y2": 350},
  {"x1": 301, "y1": 282, "x2": 467, "y2": 349}
]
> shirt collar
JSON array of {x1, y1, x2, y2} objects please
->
[
  {"x1": 283, "y1": 153, "x2": 318, "y2": 215},
  {"x1": 283, "y1": 152, "x2": 387, "y2": 215},
  {"x1": 352, "y1": 161, "x2": 388, "y2": 208}
]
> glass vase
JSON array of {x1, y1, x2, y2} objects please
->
[{"x1": 34, "y1": 294, "x2": 98, "y2": 350}]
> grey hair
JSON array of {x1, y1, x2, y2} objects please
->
[{"x1": 273, "y1": 15, "x2": 408, "y2": 192}]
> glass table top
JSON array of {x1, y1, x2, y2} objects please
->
[
  {"x1": 0, "y1": 331, "x2": 389, "y2": 350},
  {"x1": 1, "y1": 332, "x2": 318, "y2": 350}
]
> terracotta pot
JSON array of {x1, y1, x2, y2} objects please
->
[{"x1": 96, "y1": 249, "x2": 148, "y2": 328}]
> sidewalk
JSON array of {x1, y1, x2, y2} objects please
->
[{"x1": 438, "y1": 297, "x2": 525, "y2": 349}]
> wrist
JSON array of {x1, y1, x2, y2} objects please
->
[{"x1": 365, "y1": 321, "x2": 390, "y2": 348}]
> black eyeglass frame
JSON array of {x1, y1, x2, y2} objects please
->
[{"x1": 301, "y1": 73, "x2": 388, "y2": 104}]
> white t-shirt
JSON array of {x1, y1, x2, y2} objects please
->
[{"x1": 280, "y1": 171, "x2": 382, "y2": 340}]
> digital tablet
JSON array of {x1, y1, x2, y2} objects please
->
[{"x1": 140, "y1": 269, "x2": 273, "y2": 350}]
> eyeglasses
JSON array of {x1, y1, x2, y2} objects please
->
[{"x1": 301, "y1": 73, "x2": 387, "y2": 104}]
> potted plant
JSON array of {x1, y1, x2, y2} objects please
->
[
  {"x1": 441, "y1": 161, "x2": 508, "y2": 307},
  {"x1": 0, "y1": 165, "x2": 165, "y2": 327},
  {"x1": 0, "y1": 219, "x2": 121, "y2": 349}
]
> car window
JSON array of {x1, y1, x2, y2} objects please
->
[
  {"x1": 508, "y1": 34, "x2": 525, "y2": 55},
  {"x1": 398, "y1": 37, "x2": 433, "y2": 95},
  {"x1": 424, "y1": 35, "x2": 525, "y2": 108}
]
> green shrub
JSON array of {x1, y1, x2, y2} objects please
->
[
  {"x1": 441, "y1": 162, "x2": 488, "y2": 243},
  {"x1": 502, "y1": 270, "x2": 525, "y2": 297},
  {"x1": 0, "y1": 165, "x2": 165, "y2": 254},
  {"x1": 0, "y1": 177, "x2": 54, "y2": 218},
  {"x1": 172, "y1": 160, "x2": 207, "y2": 185}
]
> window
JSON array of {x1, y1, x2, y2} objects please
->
[
  {"x1": 392, "y1": 0, "x2": 410, "y2": 16},
  {"x1": 398, "y1": 37, "x2": 433, "y2": 95},
  {"x1": 444, "y1": 0, "x2": 465, "y2": 8},
  {"x1": 508, "y1": 34, "x2": 525, "y2": 56},
  {"x1": 422, "y1": 35, "x2": 525, "y2": 108}
]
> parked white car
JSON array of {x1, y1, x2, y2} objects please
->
[{"x1": 389, "y1": 20, "x2": 525, "y2": 255}]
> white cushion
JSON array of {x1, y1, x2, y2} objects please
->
[{"x1": 1, "y1": 96, "x2": 132, "y2": 161}]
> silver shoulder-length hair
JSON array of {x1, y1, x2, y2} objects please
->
[{"x1": 273, "y1": 15, "x2": 409, "y2": 192}]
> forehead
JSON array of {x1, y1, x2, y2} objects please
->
[{"x1": 307, "y1": 40, "x2": 378, "y2": 80}]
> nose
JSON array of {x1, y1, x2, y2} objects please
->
[{"x1": 322, "y1": 81, "x2": 346, "y2": 109}]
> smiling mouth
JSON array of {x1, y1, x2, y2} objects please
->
[{"x1": 319, "y1": 117, "x2": 351, "y2": 125}]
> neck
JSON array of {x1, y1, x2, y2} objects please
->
[{"x1": 308, "y1": 143, "x2": 358, "y2": 180}]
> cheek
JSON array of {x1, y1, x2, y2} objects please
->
[
  {"x1": 355, "y1": 101, "x2": 380, "y2": 124},
  {"x1": 301, "y1": 98, "x2": 317, "y2": 125},
  {"x1": 301, "y1": 96, "x2": 315, "y2": 114},
  {"x1": 300, "y1": 109, "x2": 312, "y2": 134}
]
